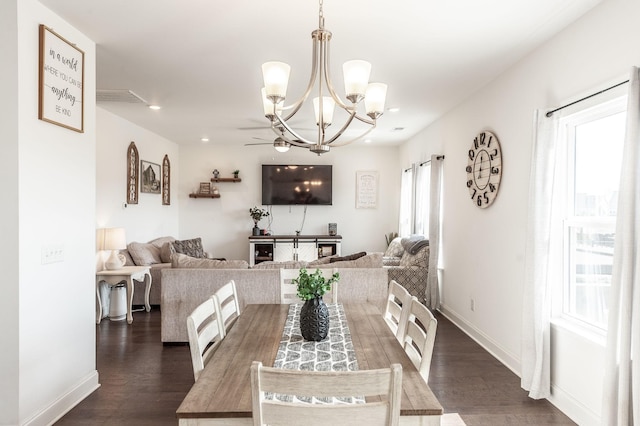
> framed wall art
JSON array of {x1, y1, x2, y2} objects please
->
[
  {"x1": 162, "y1": 154, "x2": 171, "y2": 205},
  {"x1": 356, "y1": 170, "x2": 379, "y2": 209},
  {"x1": 38, "y1": 24, "x2": 85, "y2": 132},
  {"x1": 140, "y1": 160, "x2": 161, "y2": 194},
  {"x1": 126, "y1": 142, "x2": 139, "y2": 204}
]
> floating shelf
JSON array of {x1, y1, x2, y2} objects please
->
[
  {"x1": 189, "y1": 193, "x2": 220, "y2": 199},
  {"x1": 211, "y1": 177, "x2": 241, "y2": 183}
]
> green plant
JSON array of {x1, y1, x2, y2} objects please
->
[
  {"x1": 294, "y1": 268, "x2": 340, "y2": 301},
  {"x1": 249, "y1": 206, "x2": 269, "y2": 222},
  {"x1": 233, "y1": 169, "x2": 240, "y2": 175}
]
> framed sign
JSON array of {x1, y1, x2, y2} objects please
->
[
  {"x1": 126, "y1": 142, "x2": 139, "y2": 204},
  {"x1": 38, "y1": 24, "x2": 84, "y2": 132},
  {"x1": 356, "y1": 171, "x2": 379, "y2": 209},
  {"x1": 140, "y1": 160, "x2": 161, "y2": 194},
  {"x1": 162, "y1": 155, "x2": 171, "y2": 205}
]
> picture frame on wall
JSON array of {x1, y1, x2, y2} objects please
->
[
  {"x1": 38, "y1": 24, "x2": 85, "y2": 132},
  {"x1": 126, "y1": 142, "x2": 139, "y2": 204},
  {"x1": 356, "y1": 170, "x2": 379, "y2": 209},
  {"x1": 162, "y1": 154, "x2": 171, "y2": 205},
  {"x1": 140, "y1": 160, "x2": 161, "y2": 194},
  {"x1": 199, "y1": 182, "x2": 211, "y2": 194}
]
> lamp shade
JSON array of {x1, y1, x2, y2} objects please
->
[
  {"x1": 262, "y1": 62, "x2": 290, "y2": 102},
  {"x1": 102, "y1": 227, "x2": 126, "y2": 250},
  {"x1": 261, "y1": 88, "x2": 283, "y2": 117},
  {"x1": 343, "y1": 60, "x2": 371, "y2": 101},
  {"x1": 365, "y1": 83, "x2": 388, "y2": 118},
  {"x1": 313, "y1": 97, "x2": 336, "y2": 126}
]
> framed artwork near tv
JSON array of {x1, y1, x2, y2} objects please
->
[
  {"x1": 140, "y1": 160, "x2": 161, "y2": 194},
  {"x1": 356, "y1": 171, "x2": 378, "y2": 209}
]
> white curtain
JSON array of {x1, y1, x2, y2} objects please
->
[
  {"x1": 426, "y1": 155, "x2": 443, "y2": 310},
  {"x1": 414, "y1": 162, "x2": 431, "y2": 236},
  {"x1": 398, "y1": 166, "x2": 414, "y2": 237},
  {"x1": 521, "y1": 109, "x2": 564, "y2": 399},
  {"x1": 602, "y1": 66, "x2": 640, "y2": 426}
]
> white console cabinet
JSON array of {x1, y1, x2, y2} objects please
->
[{"x1": 248, "y1": 235, "x2": 342, "y2": 267}]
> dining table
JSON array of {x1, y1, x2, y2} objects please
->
[{"x1": 176, "y1": 303, "x2": 443, "y2": 425}]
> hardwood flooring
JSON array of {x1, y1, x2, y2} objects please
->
[{"x1": 56, "y1": 308, "x2": 575, "y2": 425}]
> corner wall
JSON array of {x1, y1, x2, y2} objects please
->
[{"x1": 399, "y1": 1, "x2": 640, "y2": 424}]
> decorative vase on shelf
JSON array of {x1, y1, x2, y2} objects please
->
[
  {"x1": 252, "y1": 222, "x2": 261, "y2": 236},
  {"x1": 299, "y1": 297, "x2": 329, "y2": 341}
]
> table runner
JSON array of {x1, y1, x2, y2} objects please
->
[{"x1": 271, "y1": 303, "x2": 363, "y2": 404}]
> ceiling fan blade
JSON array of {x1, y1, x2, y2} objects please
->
[
  {"x1": 244, "y1": 142, "x2": 272, "y2": 146},
  {"x1": 251, "y1": 136, "x2": 272, "y2": 141}
]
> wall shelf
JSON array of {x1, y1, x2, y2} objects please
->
[
  {"x1": 211, "y1": 177, "x2": 241, "y2": 183},
  {"x1": 189, "y1": 193, "x2": 220, "y2": 199}
]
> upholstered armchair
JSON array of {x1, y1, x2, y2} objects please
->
[{"x1": 383, "y1": 237, "x2": 430, "y2": 303}]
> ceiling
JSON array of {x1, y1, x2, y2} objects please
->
[{"x1": 39, "y1": 0, "x2": 601, "y2": 150}]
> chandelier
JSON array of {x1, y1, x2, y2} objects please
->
[{"x1": 261, "y1": 0, "x2": 387, "y2": 155}]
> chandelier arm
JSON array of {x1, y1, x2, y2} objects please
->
[
  {"x1": 327, "y1": 123, "x2": 376, "y2": 147},
  {"x1": 277, "y1": 132, "x2": 313, "y2": 148},
  {"x1": 271, "y1": 113, "x2": 315, "y2": 145},
  {"x1": 322, "y1": 35, "x2": 350, "y2": 110}
]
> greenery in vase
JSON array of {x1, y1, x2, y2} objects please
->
[
  {"x1": 249, "y1": 206, "x2": 269, "y2": 223},
  {"x1": 294, "y1": 268, "x2": 340, "y2": 301}
]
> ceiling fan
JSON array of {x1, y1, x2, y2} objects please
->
[{"x1": 244, "y1": 127, "x2": 306, "y2": 153}]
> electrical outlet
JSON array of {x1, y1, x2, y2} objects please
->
[
  {"x1": 470, "y1": 298, "x2": 475, "y2": 312},
  {"x1": 41, "y1": 245, "x2": 64, "y2": 264}
]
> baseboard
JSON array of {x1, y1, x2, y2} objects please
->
[
  {"x1": 439, "y1": 305, "x2": 521, "y2": 375},
  {"x1": 439, "y1": 305, "x2": 602, "y2": 426},
  {"x1": 23, "y1": 371, "x2": 100, "y2": 426}
]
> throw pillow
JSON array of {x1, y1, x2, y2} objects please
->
[
  {"x1": 307, "y1": 256, "x2": 337, "y2": 266},
  {"x1": 384, "y1": 237, "x2": 404, "y2": 258},
  {"x1": 171, "y1": 253, "x2": 249, "y2": 269},
  {"x1": 251, "y1": 260, "x2": 308, "y2": 270},
  {"x1": 172, "y1": 237, "x2": 205, "y2": 258},
  {"x1": 329, "y1": 251, "x2": 367, "y2": 263},
  {"x1": 327, "y1": 252, "x2": 383, "y2": 268},
  {"x1": 159, "y1": 242, "x2": 174, "y2": 263},
  {"x1": 127, "y1": 241, "x2": 163, "y2": 266},
  {"x1": 399, "y1": 245, "x2": 430, "y2": 268}
]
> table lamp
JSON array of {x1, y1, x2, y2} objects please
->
[{"x1": 100, "y1": 227, "x2": 127, "y2": 270}]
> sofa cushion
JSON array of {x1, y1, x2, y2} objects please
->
[
  {"x1": 325, "y1": 252, "x2": 383, "y2": 268},
  {"x1": 251, "y1": 260, "x2": 308, "y2": 269},
  {"x1": 127, "y1": 241, "x2": 163, "y2": 265},
  {"x1": 384, "y1": 237, "x2": 404, "y2": 258},
  {"x1": 307, "y1": 256, "x2": 336, "y2": 266},
  {"x1": 172, "y1": 237, "x2": 206, "y2": 258},
  {"x1": 171, "y1": 253, "x2": 249, "y2": 269},
  {"x1": 159, "y1": 242, "x2": 174, "y2": 263},
  {"x1": 119, "y1": 249, "x2": 136, "y2": 266},
  {"x1": 329, "y1": 251, "x2": 366, "y2": 263},
  {"x1": 399, "y1": 245, "x2": 429, "y2": 268}
]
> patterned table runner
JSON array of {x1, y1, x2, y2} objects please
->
[{"x1": 270, "y1": 303, "x2": 363, "y2": 404}]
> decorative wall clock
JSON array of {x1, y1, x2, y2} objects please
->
[
  {"x1": 466, "y1": 130, "x2": 502, "y2": 208},
  {"x1": 126, "y1": 142, "x2": 139, "y2": 204}
]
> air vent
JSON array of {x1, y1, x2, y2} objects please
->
[{"x1": 96, "y1": 89, "x2": 147, "y2": 104}]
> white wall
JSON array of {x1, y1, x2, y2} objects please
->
[
  {"x1": 96, "y1": 107, "x2": 180, "y2": 243},
  {"x1": 0, "y1": 1, "x2": 98, "y2": 424},
  {"x1": 178, "y1": 144, "x2": 400, "y2": 260},
  {"x1": 399, "y1": 1, "x2": 640, "y2": 425}
]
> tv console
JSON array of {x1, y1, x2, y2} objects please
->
[{"x1": 248, "y1": 235, "x2": 342, "y2": 267}]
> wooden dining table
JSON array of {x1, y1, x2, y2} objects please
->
[{"x1": 176, "y1": 303, "x2": 443, "y2": 425}]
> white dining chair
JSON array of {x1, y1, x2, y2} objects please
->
[
  {"x1": 402, "y1": 297, "x2": 438, "y2": 384},
  {"x1": 251, "y1": 361, "x2": 402, "y2": 426},
  {"x1": 214, "y1": 280, "x2": 241, "y2": 336},
  {"x1": 186, "y1": 295, "x2": 225, "y2": 381},
  {"x1": 383, "y1": 280, "x2": 412, "y2": 342},
  {"x1": 279, "y1": 268, "x2": 339, "y2": 304}
]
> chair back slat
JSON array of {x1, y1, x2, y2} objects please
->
[
  {"x1": 215, "y1": 280, "x2": 241, "y2": 335},
  {"x1": 186, "y1": 295, "x2": 224, "y2": 381},
  {"x1": 402, "y1": 297, "x2": 437, "y2": 384},
  {"x1": 383, "y1": 280, "x2": 412, "y2": 342}
]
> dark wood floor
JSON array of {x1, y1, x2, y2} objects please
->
[{"x1": 56, "y1": 307, "x2": 575, "y2": 425}]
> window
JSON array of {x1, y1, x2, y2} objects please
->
[
  {"x1": 559, "y1": 97, "x2": 626, "y2": 330},
  {"x1": 398, "y1": 166, "x2": 414, "y2": 237}
]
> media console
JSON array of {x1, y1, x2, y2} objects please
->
[{"x1": 248, "y1": 235, "x2": 342, "y2": 267}]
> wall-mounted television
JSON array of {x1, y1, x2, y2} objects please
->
[{"x1": 262, "y1": 164, "x2": 332, "y2": 205}]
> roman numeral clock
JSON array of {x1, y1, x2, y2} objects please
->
[{"x1": 466, "y1": 131, "x2": 502, "y2": 208}]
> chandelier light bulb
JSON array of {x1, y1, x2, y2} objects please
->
[
  {"x1": 262, "y1": 62, "x2": 290, "y2": 103},
  {"x1": 262, "y1": 88, "x2": 283, "y2": 119},
  {"x1": 313, "y1": 96, "x2": 336, "y2": 127},
  {"x1": 343, "y1": 60, "x2": 371, "y2": 103},
  {"x1": 365, "y1": 83, "x2": 388, "y2": 119}
]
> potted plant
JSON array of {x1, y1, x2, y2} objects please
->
[
  {"x1": 233, "y1": 169, "x2": 240, "y2": 179},
  {"x1": 293, "y1": 268, "x2": 340, "y2": 341},
  {"x1": 249, "y1": 206, "x2": 269, "y2": 236}
]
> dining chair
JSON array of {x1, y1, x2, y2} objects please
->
[
  {"x1": 214, "y1": 280, "x2": 241, "y2": 336},
  {"x1": 383, "y1": 280, "x2": 412, "y2": 342},
  {"x1": 250, "y1": 361, "x2": 402, "y2": 426},
  {"x1": 279, "y1": 268, "x2": 339, "y2": 304},
  {"x1": 186, "y1": 295, "x2": 225, "y2": 381},
  {"x1": 402, "y1": 297, "x2": 438, "y2": 384}
]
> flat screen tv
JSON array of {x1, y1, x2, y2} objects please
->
[{"x1": 262, "y1": 164, "x2": 332, "y2": 205}]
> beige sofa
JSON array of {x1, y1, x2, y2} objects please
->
[{"x1": 161, "y1": 267, "x2": 390, "y2": 343}]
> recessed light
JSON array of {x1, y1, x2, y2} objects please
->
[
  {"x1": 364, "y1": 139, "x2": 372, "y2": 143},
  {"x1": 387, "y1": 107, "x2": 400, "y2": 112},
  {"x1": 148, "y1": 105, "x2": 161, "y2": 110},
  {"x1": 392, "y1": 127, "x2": 405, "y2": 132},
  {"x1": 201, "y1": 137, "x2": 210, "y2": 142}
]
